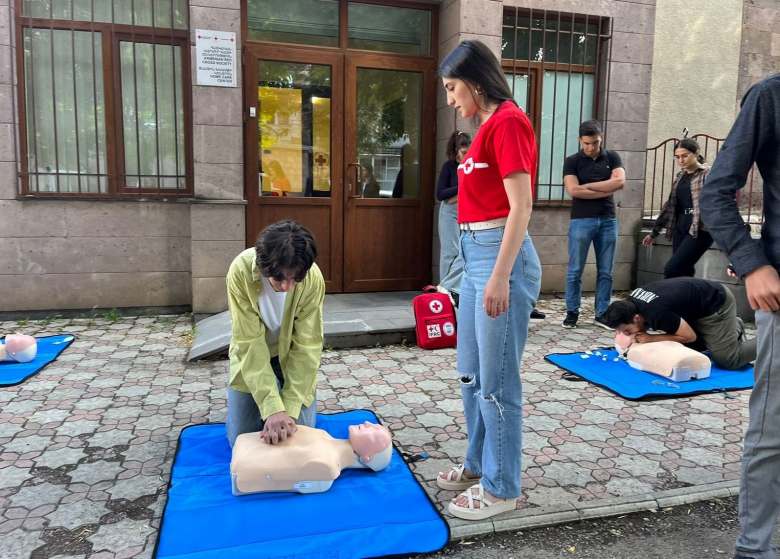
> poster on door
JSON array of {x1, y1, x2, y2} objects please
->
[{"x1": 195, "y1": 29, "x2": 236, "y2": 87}]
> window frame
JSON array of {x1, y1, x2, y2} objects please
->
[
  {"x1": 501, "y1": 7, "x2": 611, "y2": 206},
  {"x1": 15, "y1": 4, "x2": 194, "y2": 199}
]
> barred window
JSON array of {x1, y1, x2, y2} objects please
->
[
  {"x1": 502, "y1": 8, "x2": 612, "y2": 203},
  {"x1": 18, "y1": 1, "x2": 191, "y2": 196}
]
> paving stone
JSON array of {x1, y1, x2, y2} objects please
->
[
  {"x1": 416, "y1": 412, "x2": 454, "y2": 428},
  {"x1": 605, "y1": 478, "x2": 655, "y2": 496},
  {"x1": 3, "y1": 435, "x2": 51, "y2": 454},
  {"x1": 612, "y1": 454, "x2": 662, "y2": 477},
  {"x1": 569, "y1": 425, "x2": 612, "y2": 442},
  {"x1": 526, "y1": 485, "x2": 577, "y2": 506},
  {"x1": 542, "y1": 461, "x2": 594, "y2": 487},
  {"x1": 677, "y1": 447, "x2": 724, "y2": 468},
  {"x1": 620, "y1": 435, "x2": 667, "y2": 455},
  {"x1": 88, "y1": 517, "x2": 156, "y2": 553},
  {"x1": 0, "y1": 529, "x2": 43, "y2": 559},
  {"x1": 45, "y1": 495, "x2": 108, "y2": 529},
  {"x1": 0, "y1": 466, "x2": 33, "y2": 489},
  {"x1": 57, "y1": 420, "x2": 100, "y2": 437},
  {"x1": 9, "y1": 482, "x2": 68, "y2": 508},
  {"x1": 69, "y1": 460, "x2": 125, "y2": 485},
  {"x1": 555, "y1": 442, "x2": 604, "y2": 463},
  {"x1": 32, "y1": 447, "x2": 85, "y2": 469}
]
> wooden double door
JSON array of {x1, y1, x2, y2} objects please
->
[{"x1": 244, "y1": 45, "x2": 436, "y2": 292}]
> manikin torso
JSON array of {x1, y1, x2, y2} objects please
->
[
  {"x1": 230, "y1": 424, "x2": 391, "y2": 495},
  {"x1": 615, "y1": 333, "x2": 711, "y2": 381}
]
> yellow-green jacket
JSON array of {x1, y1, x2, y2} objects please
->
[{"x1": 226, "y1": 248, "x2": 325, "y2": 420}]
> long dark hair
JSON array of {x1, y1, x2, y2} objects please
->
[
  {"x1": 446, "y1": 131, "x2": 471, "y2": 160},
  {"x1": 676, "y1": 138, "x2": 705, "y2": 164},
  {"x1": 439, "y1": 40, "x2": 515, "y2": 109}
]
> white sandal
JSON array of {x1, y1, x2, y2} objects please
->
[
  {"x1": 436, "y1": 464, "x2": 481, "y2": 491},
  {"x1": 448, "y1": 483, "x2": 517, "y2": 520}
]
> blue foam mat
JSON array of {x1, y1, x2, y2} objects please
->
[
  {"x1": 0, "y1": 334, "x2": 75, "y2": 387},
  {"x1": 154, "y1": 410, "x2": 449, "y2": 559},
  {"x1": 546, "y1": 348, "x2": 754, "y2": 400}
]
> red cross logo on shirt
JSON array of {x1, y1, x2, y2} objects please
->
[{"x1": 458, "y1": 157, "x2": 489, "y2": 175}]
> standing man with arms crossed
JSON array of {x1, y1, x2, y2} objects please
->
[
  {"x1": 562, "y1": 120, "x2": 626, "y2": 329},
  {"x1": 225, "y1": 220, "x2": 325, "y2": 448},
  {"x1": 699, "y1": 73, "x2": 780, "y2": 559}
]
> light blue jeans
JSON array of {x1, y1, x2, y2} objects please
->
[
  {"x1": 226, "y1": 356, "x2": 317, "y2": 447},
  {"x1": 565, "y1": 217, "x2": 618, "y2": 316},
  {"x1": 457, "y1": 227, "x2": 541, "y2": 499},
  {"x1": 438, "y1": 201, "x2": 464, "y2": 294}
]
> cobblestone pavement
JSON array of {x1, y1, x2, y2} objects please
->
[{"x1": 0, "y1": 299, "x2": 753, "y2": 558}]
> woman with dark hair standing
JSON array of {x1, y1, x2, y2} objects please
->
[
  {"x1": 436, "y1": 130, "x2": 471, "y2": 304},
  {"x1": 643, "y1": 138, "x2": 712, "y2": 278},
  {"x1": 434, "y1": 40, "x2": 541, "y2": 521}
]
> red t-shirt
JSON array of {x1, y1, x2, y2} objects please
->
[{"x1": 457, "y1": 101, "x2": 537, "y2": 223}]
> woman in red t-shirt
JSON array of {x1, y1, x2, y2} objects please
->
[{"x1": 434, "y1": 40, "x2": 542, "y2": 521}]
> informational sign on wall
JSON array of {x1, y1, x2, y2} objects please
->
[{"x1": 195, "y1": 29, "x2": 236, "y2": 87}]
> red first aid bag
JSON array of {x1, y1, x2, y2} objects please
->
[{"x1": 412, "y1": 285, "x2": 457, "y2": 350}]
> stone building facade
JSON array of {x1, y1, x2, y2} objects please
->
[{"x1": 1, "y1": 0, "x2": 656, "y2": 313}]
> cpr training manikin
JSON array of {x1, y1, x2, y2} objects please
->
[
  {"x1": 230, "y1": 421, "x2": 393, "y2": 495},
  {"x1": 0, "y1": 334, "x2": 37, "y2": 363},
  {"x1": 614, "y1": 331, "x2": 711, "y2": 382}
]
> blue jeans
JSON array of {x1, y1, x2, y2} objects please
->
[
  {"x1": 457, "y1": 228, "x2": 541, "y2": 499},
  {"x1": 226, "y1": 356, "x2": 317, "y2": 447},
  {"x1": 565, "y1": 217, "x2": 618, "y2": 316},
  {"x1": 438, "y1": 201, "x2": 464, "y2": 294}
]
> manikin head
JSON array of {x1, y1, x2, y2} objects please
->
[
  {"x1": 1, "y1": 334, "x2": 37, "y2": 363},
  {"x1": 348, "y1": 422, "x2": 392, "y2": 471},
  {"x1": 614, "y1": 331, "x2": 634, "y2": 356}
]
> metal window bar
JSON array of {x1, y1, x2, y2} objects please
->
[
  {"x1": 643, "y1": 133, "x2": 762, "y2": 228},
  {"x1": 502, "y1": 8, "x2": 612, "y2": 204},
  {"x1": 18, "y1": 0, "x2": 189, "y2": 196}
]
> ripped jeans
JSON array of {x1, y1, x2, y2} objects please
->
[{"x1": 456, "y1": 228, "x2": 541, "y2": 499}]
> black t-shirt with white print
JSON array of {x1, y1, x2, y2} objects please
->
[{"x1": 628, "y1": 278, "x2": 726, "y2": 335}]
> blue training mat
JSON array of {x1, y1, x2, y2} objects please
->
[
  {"x1": 546, "y1": 348, "x2": 754, "y2": 400},
  {"x1": 154, "y1": 409, "x2": 449, "y2": 559},
  {"x1": 0, "y1": 334, "x2": 75, "y2": 387}
]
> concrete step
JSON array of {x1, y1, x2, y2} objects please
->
[{"x1": 188, "y1": 291, "x2": 418, "y2": 360}]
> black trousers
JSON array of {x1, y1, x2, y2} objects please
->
[{"x1": 664, "y1": 230, "x2": 714, "y2": 278}]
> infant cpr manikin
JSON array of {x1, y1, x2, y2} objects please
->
[
  {"x1": 615, "y1": 332, "x2": 711, "y2": 382},
  {"x1": 230, "y1": 421, "x2": 392, "y2": 495}
]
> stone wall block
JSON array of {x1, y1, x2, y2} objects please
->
[
  {"x1": 193, "y1": 86, "x2": 242, "y2": 126},
  {"x1": 193, "y1": 124, "x2": 243, "y2": 164},
  {"x1": 461, "y1": 0, "x2": 502, "y2": 37},
  {"x1": 193, "y1": 162, "x2": 244, "y2": 200},
  {"x1": 191, "y1": 239, "x2": 244, "y2": 278},
  {"x1": 611, "y1": 31, "x2": 653, "y2": 65},
  {"x1": 192, "y1": 276, "x2": 228, "y2": 313},
  {"x1": 0, "y1": 161, "x2": 16, "y2": 199},
  {"x1": 606, "y1": 92, "x2": 649, "y2": 123},
  {"x1": 0, "y1": 236, "x2": 190, "y2": 275},
  {"x1": 609, "y1": 62, "x2": 652, "y2": 94},
  {"x1": 0, "y1": 271, "x2": 192, "y2": 311},
  {"x1": 606, "y1": 121, "x2": 648, "y2": 153},
  {"x1": 64, "y1": 202, "x2": 191, "y2": 238},
  {"x1": 0, "y1": 200, "x2": 68, "y2": 237},
  {"x1": 191, "y1": 204, "x2": 245, "y2": 241}
]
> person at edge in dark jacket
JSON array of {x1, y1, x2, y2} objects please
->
[{"x1": 699, "y1": 73, "x2": 780, "y2": 559}]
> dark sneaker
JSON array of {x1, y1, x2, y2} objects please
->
[
  {"x1": 530, "y1": 308, "x2": 546, "y2": 320},
  {"x1": 562, "y1": 311, "x2": 578, "y2": 328},
  {"x1": 594, "y1": 314, "x2": 613, "y2": 330}
]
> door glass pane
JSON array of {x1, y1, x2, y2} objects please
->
[
  {"x1": 23, "y1": 28, "x2": 107, "y2": 193},
  {"x1": 248, "y1": 0, "x2": 338, "y2": 47},
  {"x1": 120, "y1": 41, "x2": 186, "y2": 189},
  {"x1": 348, "y1": 3, "x2": 431, "y2": 55},
  {"x1": 258, "y1": 61, "x2": 332, "y2": 197},
  {"x1": 356, "y1": 68, "x2": 422, "y2": 199},
  {"x1": 538, "y1": 71, "x2": 593, "y2": 200}
]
